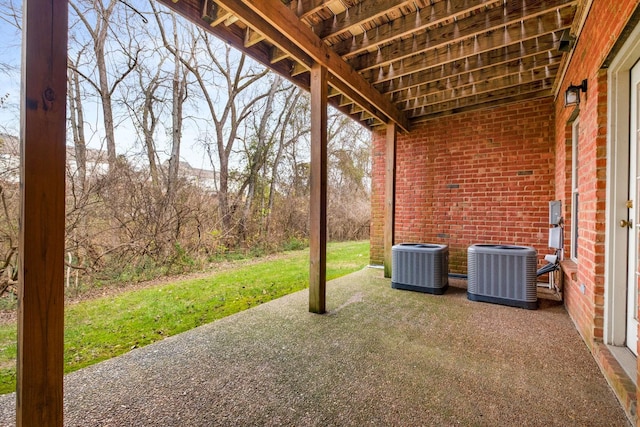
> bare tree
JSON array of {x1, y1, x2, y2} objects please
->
[
  {"x1": 235, "y1": 75, "x2": 285, "y2": 241},
  {"x1": 202, "y1": 40, "x2": 270, "y2": 235},
  {"x1": 140, "y1": 64, "x2": 164, "y2": 189},
  {"x1": 149, "y1": 3, "x2": 200, "y2": 196},
  {"x1": 165, "y1": 13, "x2": 190, "y2": 204},
  {"x1": 68, "y1": 50, "x2": 88, "y2": 190},
  {"x1": 263, "y1": 89, "x2": 308, "y2": 239},
  {"x1": 0, "y1": 0, "x2": 20, "y2": 30},
  {"x1": 68, "y1": 0, "x2": 139, "y2": 169},
  {"x1": 0, "y1": 0, "x2": 373, "y2": 296},
  {"x1": 326, "y1": 112, "x2": 372, "y2": 240},
  {"x1": 123, "y1": 55, "x2": 166, "y2": 189},
  {"x1": 235, "y1": 82, "x2": 310, "y2": 242},
  {"x1": 156, "y1": 25, "x2": 271, "y2": 236}
]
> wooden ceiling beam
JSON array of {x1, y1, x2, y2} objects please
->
[
  {"x1": 400, "y1": 72, "x2": 558, "y2": 110},
  {"x1": 410, "y1": 92, "x2": 554, "y2": 123},
  {"x1": 325, "y1": 72, "x2": 392, "y2": 126},
  {"x1": 384, "y1": 50, "x2": 562, "y2": 99},
  {"x1": 223, "y1": 14, "x2": 239, "y2": 25},
  {"x1": 330, "y1": 0, "x2": 494, "y2": 58},
  {"x1": 334, "y1": 96, "x2": 371, "y2": 122},
  {"x1": 393, "y1": 61, "x2": 561, "y2": 105},
  {"x1": 163, "y1": 0, "x2": 303, "y2": 83},
  {"x1": 201, "y1": 0, "x2": 315, "y2": 68},
  {"x1": 407, "y1": 80, "x2": 555, "y2": 118},
  {"x1": 163, "y1": 0, "x2": 582, "y2": 127},
  {"x1": 385, "y1": 51, "x2": 561, "y2": 98},
  {"x1": 366, "y1": 30, "x2": 564, "y2": 87},
  {"x1": 178, "y1": 7, "x2": 367, "y2": 123},
  {"x1": 313, "y1": 0, "x2": 414, "y2": 40},
  {"x1": 212, "y1": 0, "x2": 409, "y2": 130},
  {"x1": 360, "y1": 111, "x2": 373, "y2": 120},
  {"x1": 351, "y1": 2, "x2": 576, "y2": 73}
]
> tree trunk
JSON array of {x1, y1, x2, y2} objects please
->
[
  {"x1": 240, "y1": 76, "x2": 281, "y2": 240},
  {"x1": 141, "y1": 75, "x2": 160, "y2": 189},
  {"x1": 166, "y1": 14, "x2": 186, "y2": 204},
  {"x1": 265, "y1": 89, "x2": 307, "y2": 238},
  {"x1": 69, "y1": 0, "x2": 138, "y2": 171},
  {"x1": 68, "y1": 66, "x2": 87, "y2": 191},
  {"x1": 93, "y1": 0, "x2": 118, "y2": 168}
]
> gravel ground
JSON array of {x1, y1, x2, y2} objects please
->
[{"x1": 0, "y1": 267, "x2": 631, "y2": 426}]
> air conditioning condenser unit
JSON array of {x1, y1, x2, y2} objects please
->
[
  {"x1": 467, "y1": 244, "x2": 537, "y2": 309},
  {"x1": 391, "y1": 243, "x2": 449, "y2": 295}
]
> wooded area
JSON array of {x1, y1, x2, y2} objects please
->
[{"x1": 0, "y1": 0, "x2": 371, "y2": 296}]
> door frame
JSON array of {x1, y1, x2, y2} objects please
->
[
  {"x1": 627, "y1": 62, "x2": 640, "y2": 355},
  {"x1": 605, "y1": 21, "x2": 640, "y2": 349}
]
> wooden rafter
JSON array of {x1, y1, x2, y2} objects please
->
[
  {"x1": 202, "y1": 0, "x2": 232, "y2": 26},
  {"x1": 408, "y1": 80, "x2": 555, "y2": 117},
  {"x1": 348, "y1": 1, "x2": 577, "y2": 73},
  {"x1": 163, "y1": 0, "x2": 362, "y2": 125},
  {"x1": 312, "y1": 0, "x2": 415, "y2": 40},
  {"x1": 164, "y1": 0, "x2": 582, "y2": 127},
  {"x1": 394, "y1": 61, "x2": 561, "y2": 106},
  {"x1": 211, "y1": 0, "x2": 410, "y2": 130},
  {"x1": 409, "y1": 90, "x2": 554, "y2": 124},
  {"x1": 402, "y1": 75, "x2": 557, "y2": 111},
  {"x1": 368, "y1": 30, "x2": 564, "y2": 88},
  {"x1": 330, "y1": 0, "x2": 495, "y2": 59}
]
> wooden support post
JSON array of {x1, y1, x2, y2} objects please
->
[
  {"x1": 18, "y1": 0, "x2": 67, "y2": 423},
  {"x1": 309, "y1": 63, "x2": 328, "y2": 314},
  {"x1": 383, "y1": 123, "x2": 397, "y2": 278}
]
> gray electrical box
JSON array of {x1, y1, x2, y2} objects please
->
[{"x1": 549, "y1": 201, "x2": 562, "y2": 225}]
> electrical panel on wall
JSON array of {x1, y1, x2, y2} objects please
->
[{"x1": 549, "y1": 201, "x2": 562, "y2": 225}]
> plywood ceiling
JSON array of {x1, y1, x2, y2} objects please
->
[{"x1": 162, "y1": 0, "x2": 585, "y2": 131}]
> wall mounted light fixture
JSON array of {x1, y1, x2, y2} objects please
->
[{"x1": 564, "y1": 79, "x2": 588, "y2": 107}]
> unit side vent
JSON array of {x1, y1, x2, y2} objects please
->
[
  {"x1": 391, "y1": 243, "x2": 449, "y2": 295},
  {"x1": 467, "y1": 244, "x2": 537, "y2": 309}
]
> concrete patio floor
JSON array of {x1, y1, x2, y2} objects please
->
[{"x1": 0, "y1": 267, "x2": 631, "y2": 426}]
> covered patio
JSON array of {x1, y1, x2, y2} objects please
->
[
  {"x1": 1, "y1": 269, "x2": 629, "y2": 425},
  {"x1": 19, "y1": 0, "x2": 640, "y2": 424}
]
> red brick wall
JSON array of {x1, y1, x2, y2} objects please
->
[
  {"x1": 370, "y1": 1, "x2": 640, "y2": 422},
  {"x1": 370, "y1": 98, "x2": 555, "y2": 273},
  {"x1": 554, "y1": 0, "x2": 639, "y2": 349},
  {"x1": 553, "y1": 0, "x2": 640, "y2": 423}
]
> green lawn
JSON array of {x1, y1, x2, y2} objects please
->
[{"x1": 0, "y1": 240, "x2": 369, "y2": 394}]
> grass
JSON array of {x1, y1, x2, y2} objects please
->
[{"x1": 0, "y1": 240, "x2": 369, "y2": 394}]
